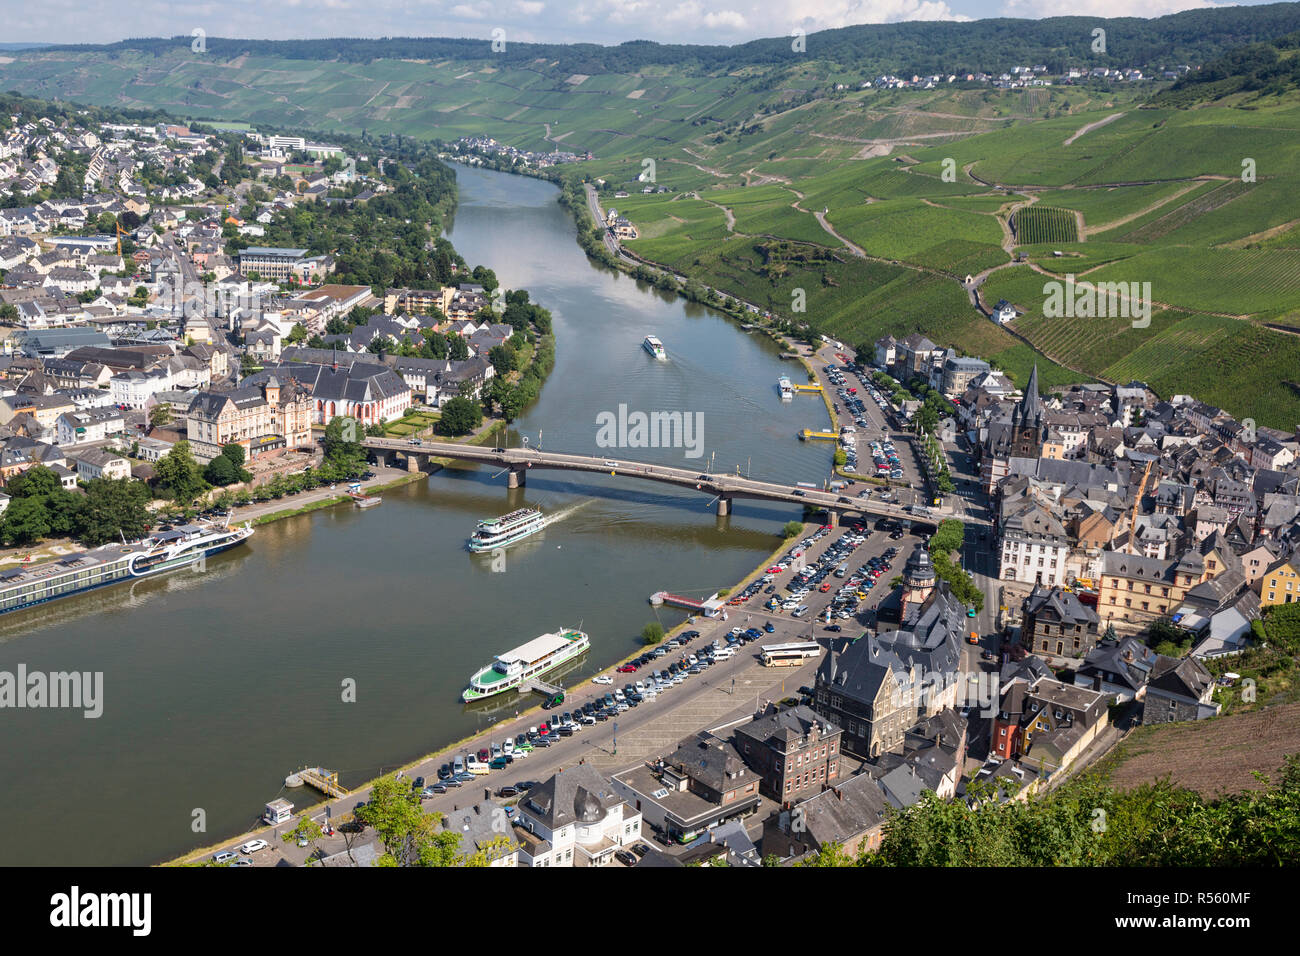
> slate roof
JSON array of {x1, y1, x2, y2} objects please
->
[
  {"x1": 520, "y1": 764, "x2": 623, "y2": 830},
  {"x1": 665, "y1": 731, "x2": 751, "y2": 794},
  {"x1": 734, "y1": 704, "x2": 839, "y2": 754}
]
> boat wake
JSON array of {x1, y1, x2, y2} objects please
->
[{"x1": 539, "y1": 499, "x2": 593, "y2": 529}]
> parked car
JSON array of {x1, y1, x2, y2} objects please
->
[{"x1": 240, "y1": 839, "x2": 268, "y2": 855}]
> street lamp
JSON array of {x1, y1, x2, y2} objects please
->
[{"x1": 613, "y1": 721, "x2": 618, "y2": 755}]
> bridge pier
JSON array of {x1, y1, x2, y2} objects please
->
[
  {"x1": 827, "y1": 510, "x2": 840, "y2": 529},
  {"x1": 406, "y1": 453, "x2": 422, "y2": 473},
  {"x1": 507, "y1": 466, "x2": 526, "y2": 489},
  {"x1": 717, "y1": 495, "x2": 731, "y2": 517}
]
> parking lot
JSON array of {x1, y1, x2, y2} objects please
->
[
  {"x1": 197, "y1": 517, "x2": 928, "y2": 866},
  {"x1": 808, "y1": 347, "x2": 924, "y2": 507}
]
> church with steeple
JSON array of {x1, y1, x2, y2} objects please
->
[{"x1": 980, "y1": 364, "x2": 1048, "y2": 493}]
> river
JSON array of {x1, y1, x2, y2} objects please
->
[{"x1": 0, "y1": 165, "x2": 833, "y2": 866}]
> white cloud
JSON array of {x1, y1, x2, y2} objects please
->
[{"x1": 705, "y1": 10, "x2": 749, "y2": 30}]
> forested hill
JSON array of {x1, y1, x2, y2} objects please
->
[
  {"x1": 41, "y1": 3, "x2": 1300, "y2": 76},
  {"x1": 1153, "y1": 27, "x2": 1300, "y2": 105}
]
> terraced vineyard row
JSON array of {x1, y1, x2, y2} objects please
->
[{"x1": 1015, "y1": 206, "x2": 1079, "y2": 245}]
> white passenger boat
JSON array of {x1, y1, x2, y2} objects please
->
[
  {"x1": 468, "y1": 507, "x2": 544, "y2": 552},
  {"x1": 462, "y1": 628, "x2": 591, "y2": 702}
]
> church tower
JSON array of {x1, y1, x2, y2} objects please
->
[{"x1": 1009, "y1": 364, "x2": 1046, "y2": 460}]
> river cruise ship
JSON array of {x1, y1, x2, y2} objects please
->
[
  {"x1": 642, "y1": 335, "x2": 666, "y2": 359},
  {"x1": 0, "y1": 522, "x2": 254, "y2": 617},
  {"x1": 461, "y1": 628, "x2": 591, "y2": 702},
  {"x1": 779, "y1": 376, "x2": 794, "y2": 400},
  {"x1": 467, "y1": 507, "x2": 545, "y2": 552}
]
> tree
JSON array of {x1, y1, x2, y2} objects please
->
[
  {"x1": 1, "y1": 496, "x2": 51, "y2": 545},
  {"x1": 282, "y1": 815, "x2": 325, "y2": 865},
  {"x1": 498, "y1": 385, "x2": 523, "y2": 424},
  {"x1": 448, "y1": 335, "x2": 470, "y2": 361},
  {"x1": 204, "y1": 454, "x2": 238, "y2": 486},
  {"x1": 154, "y1": 440, "x2": 208, "y2": 504},
  {"x1": 797, "y1": 841, "x2": 856, "y2": 867},
  {"x1": 220, "y1": 443, "x2": 247, "y2": 470},
  {"x1": 6, "y1": 465, "x2": 60, "y2": 500},
  {"x1": 641, "y1": 622, "x2": 665, "y2": 645},
  {"x1": 75, "y1": 478, "x2": 150, "y2": 546},
  {"x1": 437, "y1": 397, "x2": 482, "y2": 436},
  {"x1": 488, "y1": 344, "x2": 517, "y2": 376},
  {"x1": 323, "y1": 416, "x2": 366, "y2": 470},
  {"x1": 356, "y1": 773, "x2": 466, "y2": 867},
  {"x1": 783, "y1": 520, "x2": 805, "y2": 538},
  {"x1": 148, "y1": 404, "x2": 173, "y2": 428},
  {"x1": 833, "y1": 449, "x2": 847, "y2": 467},
  {"x1": 928, "y1": 519, "x2": 965, "y2": 557}
]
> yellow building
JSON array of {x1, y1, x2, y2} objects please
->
[{"x1": 1258, "y1": 555, "x2": 1300, "y2": 607}]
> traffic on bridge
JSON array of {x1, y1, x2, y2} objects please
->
[{"x1": 362, "y1": 436, "x2": 940, "y2": 529}]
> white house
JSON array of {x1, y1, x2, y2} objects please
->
[
  {"x1": 512, "y1": 765, "x2": 642, "y2": 867},
  {"x1": 55, "y1": 408, "x2": 126, "y2": 447},
  {"x1": 110, "y1": 367, "x2": 174, "y2": 409},
  {"x1": 999, "y1": 501, "x2": 1070, "y2": 587},
  {"x1": 69, "y1": 447, "x2": 131, "y2": 481}
]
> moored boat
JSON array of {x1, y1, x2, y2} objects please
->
[
  {"x1": 462, "y1": 628, "x2": 591, "y2": 702},
  {"x1": 0, "y1": 521, "x2": 254, "y2": 617}
]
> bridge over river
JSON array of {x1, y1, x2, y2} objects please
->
[{"x1": 363, "y1": 437, "x2": 939, "y2": 530}]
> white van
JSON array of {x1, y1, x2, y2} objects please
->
[{"x1": 792, "y1": 605, "x2": 810, "y2": 618}]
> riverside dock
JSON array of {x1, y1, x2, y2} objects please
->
[{"x1": 289, "y1": 767, "x2": 351, "y2": 799}]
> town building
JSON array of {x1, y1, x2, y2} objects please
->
[
  {"x1": 732, "y1": 703, "x2": 842, "y2": 805},
  {"x1": 184, "y1": 377, "x2": 313, "y2": 462},
  {"x1": 512, "y1": 765, "x2": 642, "y2": 867}
]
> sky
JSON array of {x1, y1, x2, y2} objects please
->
[{"x1": 0, "y1": 0, "x2": 1278, "y2": 47}]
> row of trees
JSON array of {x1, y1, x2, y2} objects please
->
[
  {"x1": 0, "y1": 466, "x2": 150, "y2": 547},
  {"x1": 927, "y1": 518, "x2": 984, "y2": 612}
]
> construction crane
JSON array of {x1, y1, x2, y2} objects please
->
[
  {"x1": 1127, "y1": 458, "x2": 1155, "y2": 555},
  {"x1": 115, "y1": 221, "x2": 128, "y2": 257}
]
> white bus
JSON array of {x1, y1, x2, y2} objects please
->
[{"x1": 760, "y1": 642, "x2": 822, "y2": 667}]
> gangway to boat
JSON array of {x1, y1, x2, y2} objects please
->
[
  {"x1": 799, "y1": 429, "x2": 839, "y2": 441},
  {"x1": 292, "y1": 767, "x2": 351, "y2": 798},
  {"x1": 649, "y1": 591, "x2": 727, "y2": 617},
  {"x1": 791, "y1": 382, "x2": 823, "y2": 393},
  {"x1": 525, "y1": 677, "x2": 564, "y2": 698}
]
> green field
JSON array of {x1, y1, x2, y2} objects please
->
[{"x1": 4, "y1": 36, "x2": 1300, "y2": 429}]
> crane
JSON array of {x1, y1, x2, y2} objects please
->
[
  {"x1": 115, "y1": 221, "x2": 128, "y2": 257},
  {"x1": 1127, "y1": 458, "x2": 1155, "y2": 555}
]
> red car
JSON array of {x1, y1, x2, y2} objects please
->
[
  {"x1": 617, "y1": 664, "x2": 637, "y2": 673},
  {"x1": 767, "y1": 566, "x2": 784, "y2": 574},
  {"x1": 477, "y1": 748, "x2": 490, "y2": 762}
]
